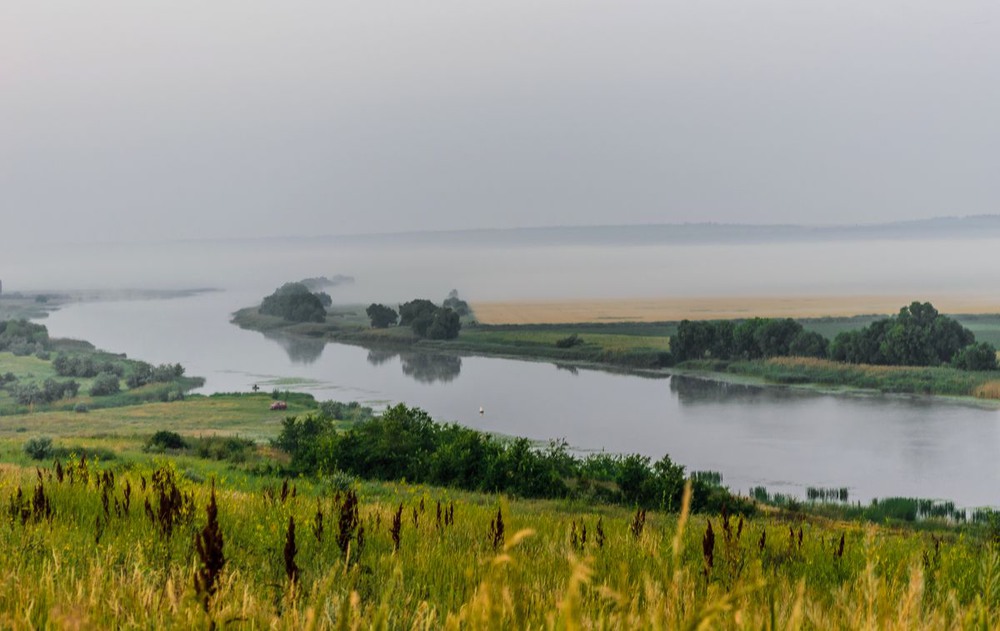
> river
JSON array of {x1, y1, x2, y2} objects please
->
[{"x1": 38, "y1": 288, "x2": 1000, "y2": 508}]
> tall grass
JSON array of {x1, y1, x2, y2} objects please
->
[
  {"x1": 710, "y1": 356, "x2": 1000, "y2": 397},
  {"x1": 0, "y1": 459, "x2": 996, "y2": 628}
]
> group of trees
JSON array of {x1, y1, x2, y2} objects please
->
[
  {"x1": 53, "y1": 354, "x2": 125, "y2": 379},
  {"x1": 125, "y1": 362, "x2": 186, "y2": 389},
  {"x1": 829, "y1": 302, "x2": 995, "y2": 369},
  {"x1": 674, "y1": 302, "x2": 998, "y2": 371},
  {"x1": 275, "y1": 404, "x2": 742, "y2": 512},
  {"x1": 9, "y1": 378, "x2": 80, "y2": 406},
  {"x1": 0, "y1": 320, "x2": 50, "y2": 355},
  {"x1": 366, "y1": 296, "x2": 463, "y2": 340},
  {"x1": 259, "y1": 283, "x2": 328, "y2": 323},
  {"x1": 673, "y1": 317, "x2": 828, "y2": 362}
]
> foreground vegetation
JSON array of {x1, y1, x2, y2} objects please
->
[
  {"x1": 3, "y1": 456, "x2": 1000, "y2": 629},
  {"x1": 0, "y1": 388, "x2": 995, "y2": 627}
]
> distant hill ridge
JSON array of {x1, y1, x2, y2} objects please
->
[{"x1": 286, "y1": 214, "x2": 1000, "y2": 246}]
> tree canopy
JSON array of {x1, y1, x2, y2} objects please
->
[
  {"x1": 830, "y1": 302, "x2": 979, "y2": 367},
  {"x1": 259, "y1": 283, "x2": 327, "y2": 323},
  {"x1": 366, "y1": 303, "x2": 399, "y2": 328},
  {"x1": 398, "y1": 299, "x2": 462, "y2": 339}
]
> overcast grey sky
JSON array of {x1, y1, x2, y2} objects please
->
[{"x1": 3, "y1": 1, "x2": 999, "y2": 245}]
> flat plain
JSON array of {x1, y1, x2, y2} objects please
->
[{"x1": 472, "y1": 294, "x2": 1000, "y2": 324}]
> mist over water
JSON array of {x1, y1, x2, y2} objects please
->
[{"x1": 5, "y1": 235, "x2": 1000, "y2": 302}]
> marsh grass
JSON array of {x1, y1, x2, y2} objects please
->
[{"x1": 715, "y1": 356, "x2": 1000, "y2": 397}]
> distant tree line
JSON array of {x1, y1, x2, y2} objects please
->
[
  {"x1": 275, "y1": 404, "x2": 745, "y2": 513},
  {"x1": 674, "y1": 302, "x2": 997, "y2": 371},
  {"x1": 259, "y1": 283, "x2": 328, "y2": 323},
  {"x1": 673, "y1": 317, "x2": 828, "y2": 362}
]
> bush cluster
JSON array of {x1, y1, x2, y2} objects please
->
[
  {"x1": 0, "y1": 320, "x2": 50, "y2": 358},
  {"x1": 9, "y1": 378, "x2": 80, "y2": 405},
  {"x1": 53, "y1": 354, "x2": 125, "y2": 379},
  {"x1": 126, "y1": 362, "x2": 185, "y2": 389},
  {"x1": 275, "y1": 404, "x2": 747, "y2": 512}
]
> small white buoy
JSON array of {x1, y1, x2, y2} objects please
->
[{"x1": 479, "y1": 406, "x2": 485, "y2": 415}]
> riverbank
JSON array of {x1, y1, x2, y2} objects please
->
[
  {"x1": 231, "y1": 305, "x2": 674, "y2": 370},
  {"x1": 232, "y1": 303, "x2": 1000, "y2": 401}
]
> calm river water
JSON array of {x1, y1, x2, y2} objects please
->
[{"x1": 38, "y1": 289, "x2": 1000, "y2": 508}]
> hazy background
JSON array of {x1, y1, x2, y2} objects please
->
[{"x1": 3, "y1": 1, "x2": 999, "y2": 247}]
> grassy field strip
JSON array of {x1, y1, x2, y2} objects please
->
[
  {"x1": 472, "y1": 294, "x2": 1000, "y2": 324},
  {"x1": 0, "y1": 394, "x2": 308, "y2": 441}
]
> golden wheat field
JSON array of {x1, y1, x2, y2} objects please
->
[{"x1": 472, "y1": 294, "x2": 1000, "y2": 325}]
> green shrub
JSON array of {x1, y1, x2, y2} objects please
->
[
  {"x1": 555, "y1": 334, "x2": 584, "y2": 349},
  {"x1": 146, "y1": 430, "x2": 188, "y2": 451},
  {"x1": 89, "y1": 372, "x2": 121, "y2": 397},
  {"x1": 23, "y1": 436, "x2": 53, "y2": 460}
]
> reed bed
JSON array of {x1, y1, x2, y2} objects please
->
[
  {"x1": 0, "y1": 460, "x2": 996, "y2": 629},
  {"x1": 723, "y1": 356, "x2": 1000, "y2": 397}
]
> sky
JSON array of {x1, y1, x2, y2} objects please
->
[{"x1": 3, "y1": 1, "x2": 999, "y2": 245}]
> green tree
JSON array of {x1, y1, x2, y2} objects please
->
[
  {"x1": 398, "y1": 299, "x2": 438, "y2": 326},
  {"x1": 952, "y1": 342, "x2": 999, "y2": 371},
  {"x1": 426, "y1": 307, "x2": 461, "y2": 340},
  {"x1": 365, "y1": 303, "x2": 399, "y2": 328},
  {"x1": 442, "y1": 289, "x2": 472, "y2": 317},
  {"x1": 89, "y1": 372, "x2": 121, "y2": 397},
  {"x1": 788, "y1": 330, "x2": 829, "y2": 358},
  {"x1": 259, "y1": 283, "x2": 327, "y2": 323}
]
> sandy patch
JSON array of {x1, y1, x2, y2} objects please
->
[{"x1": 471, "y1": 295, "x2": 1000, "y2": 324}]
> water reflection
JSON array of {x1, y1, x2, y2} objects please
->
[
  {"x1": 263, "y1": 331, "x2": 325, "y2": 364},
  {"x1": 670, "y1": 374, "x2": 802, "y2": 406},
  {"x1": 401, "y1": 353, "x2": 462, "y2": 384},
  {"x1": 363, "y1": 348, "x2": 463, "y2": 383},
  {"x1": 366, "y1": 349, "x2": 397, "y2": 366}
]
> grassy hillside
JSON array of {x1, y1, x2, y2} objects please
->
[{"x1": 0, "y1": 457, "x2": 996, "y2": 629}]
